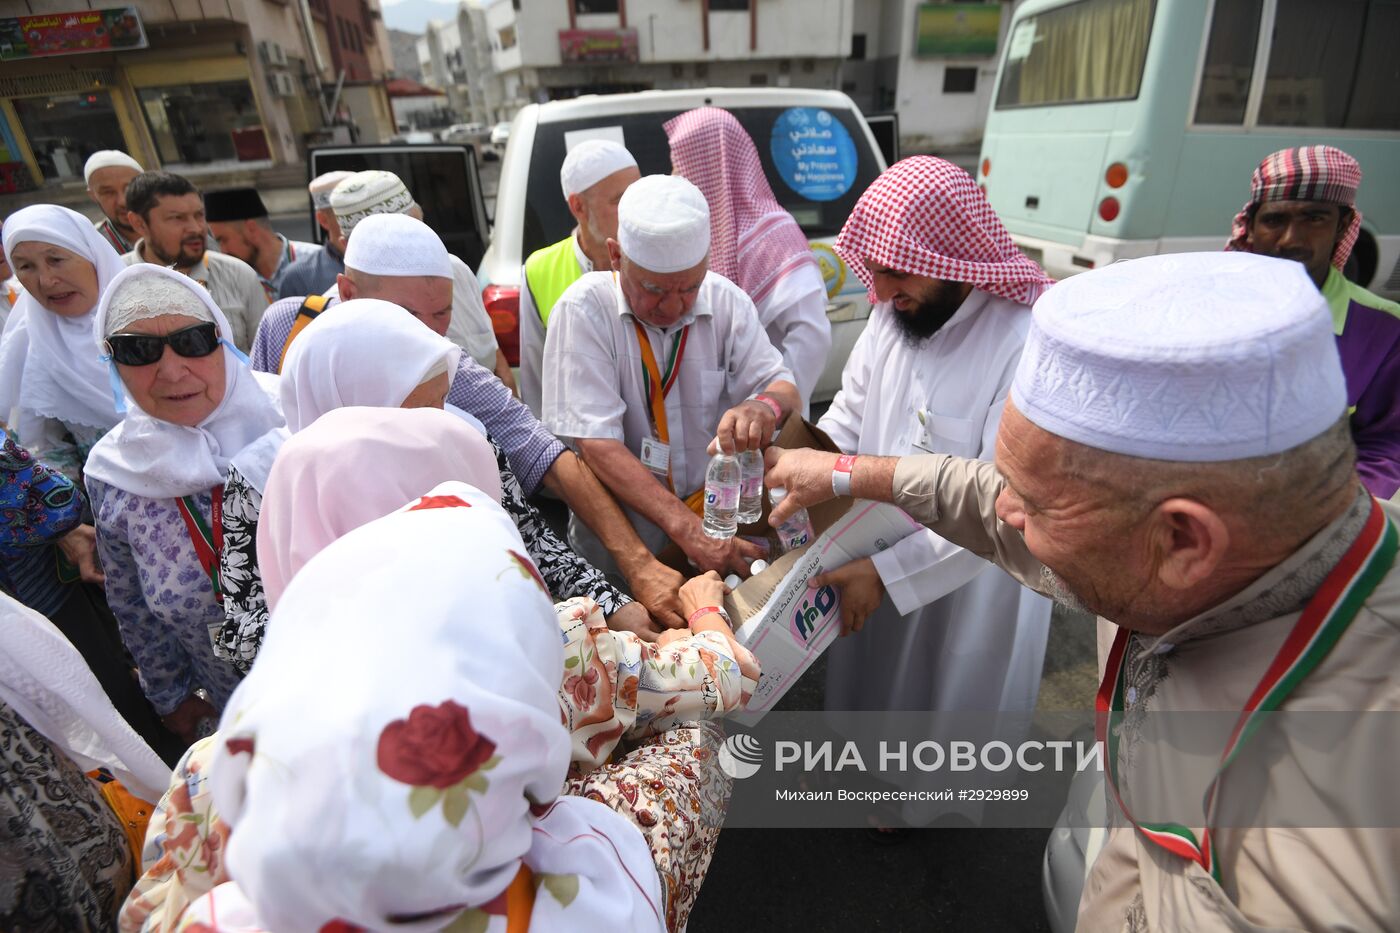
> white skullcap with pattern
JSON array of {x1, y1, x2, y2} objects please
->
[
  {"x1": 103, "y1": 269, "x2": 216, "y2": 335},
  {"x1": 560, "y1": 138, "x2": 637, "y2": 198},
  {"x1": 1011, "y1": 252, "x2": 1346, "y2": 462},
  {"x1": 330, "y1": 170, "x2": 417, "y2": 235}
]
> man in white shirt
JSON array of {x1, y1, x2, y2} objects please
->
[
  {"x1": 543, "y1": 175, "x2": 801, "y2": 577},
  {"x1": 519, "y1": 139, "x2": 640, "y2": 417},
  {"x1": 815, "y1": 156, "x2": 1055, "y2": 715}
]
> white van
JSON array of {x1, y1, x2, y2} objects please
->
[{"x1": 477, "y1": 88, "x2": 893, "y2": 403}]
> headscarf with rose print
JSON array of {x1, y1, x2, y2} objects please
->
[
  {"x1": 193, "y1": 481, "x2": 663, "y2": 932},
  {"x1": 256, "y1": 406, "x2": 502, "y2": 610}
]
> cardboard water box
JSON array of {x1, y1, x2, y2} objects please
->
[{"x1": 713, "y1": 418, "x2": 924, "y2": 721}]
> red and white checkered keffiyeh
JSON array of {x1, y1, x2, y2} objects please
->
[
  {"x1": 1225, "y1": 145, "x2": 1363, "y2": 270},
  {"x1": 834, "y1": 156, "x2": 1054, "y2": 307},
  {"x1": 665, "y1": 107, "x2": 819, "y2": 304}
]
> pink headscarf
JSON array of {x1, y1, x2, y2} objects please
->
[
  {"x1": 664, "y1": 106, "x2": 819, "y2": 304},
  {"x1": 1224, "y1": 145, "x2": 1363, "y2": 270},
  {"x1": 256, "y1": 406, "x2": 502, "y2": 610},
  {"x1": 834, "y1": 156, "x2": 1054, "y2": 307}
]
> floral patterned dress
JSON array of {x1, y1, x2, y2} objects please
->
[
  {"x1": 215, "y1": 436, "x2": 630, "y2": 673},
  {"x1": 88, "y1": 477, "x2": 245, "y2": 717},
  {"x1": 121, "y1": 600, "x2": 753, "y2": 933}
]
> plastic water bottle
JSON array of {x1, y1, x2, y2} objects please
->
[
  {"x1": 737, "y1": 449, "x2": 764, "y2": 524},
  {"x1": 702, "y1": 453, "x2": 741, "y2": 538},
  {"x1": 770, "y1": 486, "x2": 816, "y2": 553}
]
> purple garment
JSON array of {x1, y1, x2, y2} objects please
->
[
  {"x1": 250, "y1": 295, "x2": 565, "y2": 494},
  {"x1": 87, "y1": 477, "x2": 244, "y2": 716},
  {"x1": 1335, "y1": 296, "x2": 1400, "y2": 499}
]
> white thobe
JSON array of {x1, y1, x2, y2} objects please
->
[
  {"x1": 817, "y1": 290, "x2": 1051, "y2": 713},
  {"x1": 543, "y1": 269, "x2": 791, "y2": 570},
  {"x1": 323, "y1": 255, "x2": 499, "y2": 369},
  {"x1": 753, "y1": 262, "x2": 831, "y2": 412}
]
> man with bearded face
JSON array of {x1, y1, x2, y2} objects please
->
[
  {"x1": 121, "y1": 171, "x2": 268, "y2": 352},
  {"x1": 814, "y1": 156, "x2": 1057, "y2": 725}
]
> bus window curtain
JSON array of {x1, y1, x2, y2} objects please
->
[{"x1": 1016, "y1": 0, "x2": 1153, "y2": 105}]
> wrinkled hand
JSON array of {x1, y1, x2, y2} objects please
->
[
  {"x1": 711, "y1": 399, "x2": 778, "y2": 455},
  {"x1": 57, "y1": 523, "x2": 104, "y2": 585},
  {"x1": 764, "y1": 446, "x2": 841, "y2": 526},
  {"x1": 624, "y1": 559, "x2": 686, "y2": 630},
  {"x1": 161, "y1": 693, "x2": 218, "y2": 745},
  {"x1": 606, "y1": 601, "x2": 662, "y2": 642},
  {"x1": 679, "y1": 521, "x2": 767, "y2": 576},
  {"x1": 678, "y1": 570, "x2": 730, "y2": 619},
  {"x1": 811, "y1": 557, "x2": 885, "y2": 636}
]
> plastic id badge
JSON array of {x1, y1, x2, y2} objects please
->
[{"x1": 640, "y1": 437, "x2": 671, "y2": 475}]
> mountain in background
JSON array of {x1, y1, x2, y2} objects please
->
[{"x1": 382, "y1": 0, "x2": 462, "y2": 33}]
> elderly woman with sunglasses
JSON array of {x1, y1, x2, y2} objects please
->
[
  {"x1": 85, "y1": 264, "x2": 283, "y2": 744},
  {"x1": 0, "y1": 205, "x2": 128, "y2": 480}
]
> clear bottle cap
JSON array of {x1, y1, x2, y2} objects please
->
[{"x1": 769, "y1": 486, "x2": 787, "y2": 505}]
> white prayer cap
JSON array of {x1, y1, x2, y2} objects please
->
[
  {"x1": 560, "y1": 139, "x2": 638, "y2": 199},
  {"x1": 330, "y1": 170, "x2": 417, "y2": 235},
  {"x1": 616, "y1": 174, "x2": 710, "y2": 274},
  {"x1": 342, "y1": 213, "x2": 452, "y2": 279},
  {"x1": 1011, "y1": 252, "x2": 1346, "y2": 462},
  {"x1": 84, "y1": 150, "x2": 142, "y2": 183},
  {"x1": 309, "y1": 170, "x2": 355, "y2": 210}
]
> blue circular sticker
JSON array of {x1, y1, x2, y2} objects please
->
[{"x1": 770, "y1": 108, "x2": 858, "y2": 202}]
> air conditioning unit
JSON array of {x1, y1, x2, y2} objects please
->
[
  {"x1": 258, "y1": 40, "x2": 288, "y2": 67},
  {"x1": 267, "y1": 72, "x2": 297, "y2": 97}
]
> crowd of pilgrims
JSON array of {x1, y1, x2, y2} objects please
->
[{"x1": 1, "y1": 109, "x2": 1398, "y2": 932}]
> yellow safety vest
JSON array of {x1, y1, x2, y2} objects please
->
[{"x1": 523, "y1": 235, "x2": 585, "y2": 329}]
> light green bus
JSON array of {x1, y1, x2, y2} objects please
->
[{"x1": 978, "y1": 0, "x2": 1400, "y2": 298}]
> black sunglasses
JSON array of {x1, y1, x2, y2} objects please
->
[{"x1": 104, "y1": 323, "x2": 221, "y2": 367}]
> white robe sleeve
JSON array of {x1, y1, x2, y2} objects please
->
[
  {"x1": 755, "y1": 263, "x2": 831, "y2": 409},
  {"x1": 869, "y1": 355, "x2": 1020, "y2": 616},
  {"x1": 518, "y1": 266, "x2": 547, "y2": 417},
  {"x1": 447, "y1": 257, "x2": 500, "y2": 369}
]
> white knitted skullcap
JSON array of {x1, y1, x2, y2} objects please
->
[
  {"x1": 84, "y1": 150, "x2": 142, "y2": 183},
  {"x1": 1011, "y1": 252, "x2": 1347, "y2": 462},
  {"x1": 309, "y1": 171, "x2": 355, "y2": 210},
  {"x1": 616, "y1": 174, "x2": 710, "y2": 274},
  {"x1": 330, "y1": 170, "x2": 417, "y2": 235},
  {"x1": 342, "y1": 213, "x2": 452, "y2": 279},
  {"x1": 103, "y1": 269, "x2": 216, "y2": 335},
  {"x1": 560, "y1": 139, "x2": 638, "y2": 199}
]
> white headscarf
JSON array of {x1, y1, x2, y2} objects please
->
[
  {"x1": 226, "y1": 298, "x2": 463, "y2": 494},
  {"x1": 0, "y1": 591, "x2": 171, "y2": 801},
  {"x1": 0, "y1": 204, "x2": 128, "y2": 434},
  {"x1": 194, "y1": 481, "x2": 664, "y2": 932},
  {"x1": 83, "y1": 264, "x2": 284, "y2": 499}
]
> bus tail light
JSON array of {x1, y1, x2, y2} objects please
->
[
  {"x1": 1105, "y1": 162, "x2": 1128, "y2": 188},
  {"x1": 483, "y1": 284, "x2": 520, "y2": 366},
  {"x1": 981, "y1": 158, "x2": 991, "y2": 177},
  {"x1": 1098, "y1": 197, "x2": 1121, "y2": 222}
]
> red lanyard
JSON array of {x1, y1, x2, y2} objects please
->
[
  {"x1": 1097, "y1": 498, "x2": 1396, "y2": 884},
  {"x1": 176, "y1": 486, "x2": 224, "y2": 603}
]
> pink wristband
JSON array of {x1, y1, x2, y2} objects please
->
[
  {"x1": 687, "y1": 605, "x2": 726, "y2": 627},
  {"x1": 752, "y1": 393, "x2": 783, "y2": 422},
  {"x1": 832, "y1": 454, "x2": 856, "y2": 497}
]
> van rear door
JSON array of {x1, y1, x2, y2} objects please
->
[{"x1": 308, "y1": 145, "x2": 491, "y2": 269}]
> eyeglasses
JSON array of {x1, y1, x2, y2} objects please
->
[{"x1": 104, "y1": 323, "x2": 221, "y2": 367}]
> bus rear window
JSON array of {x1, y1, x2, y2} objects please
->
[{"x1": 995, "y1": 0, "x2": 1155, "y2": 109}]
